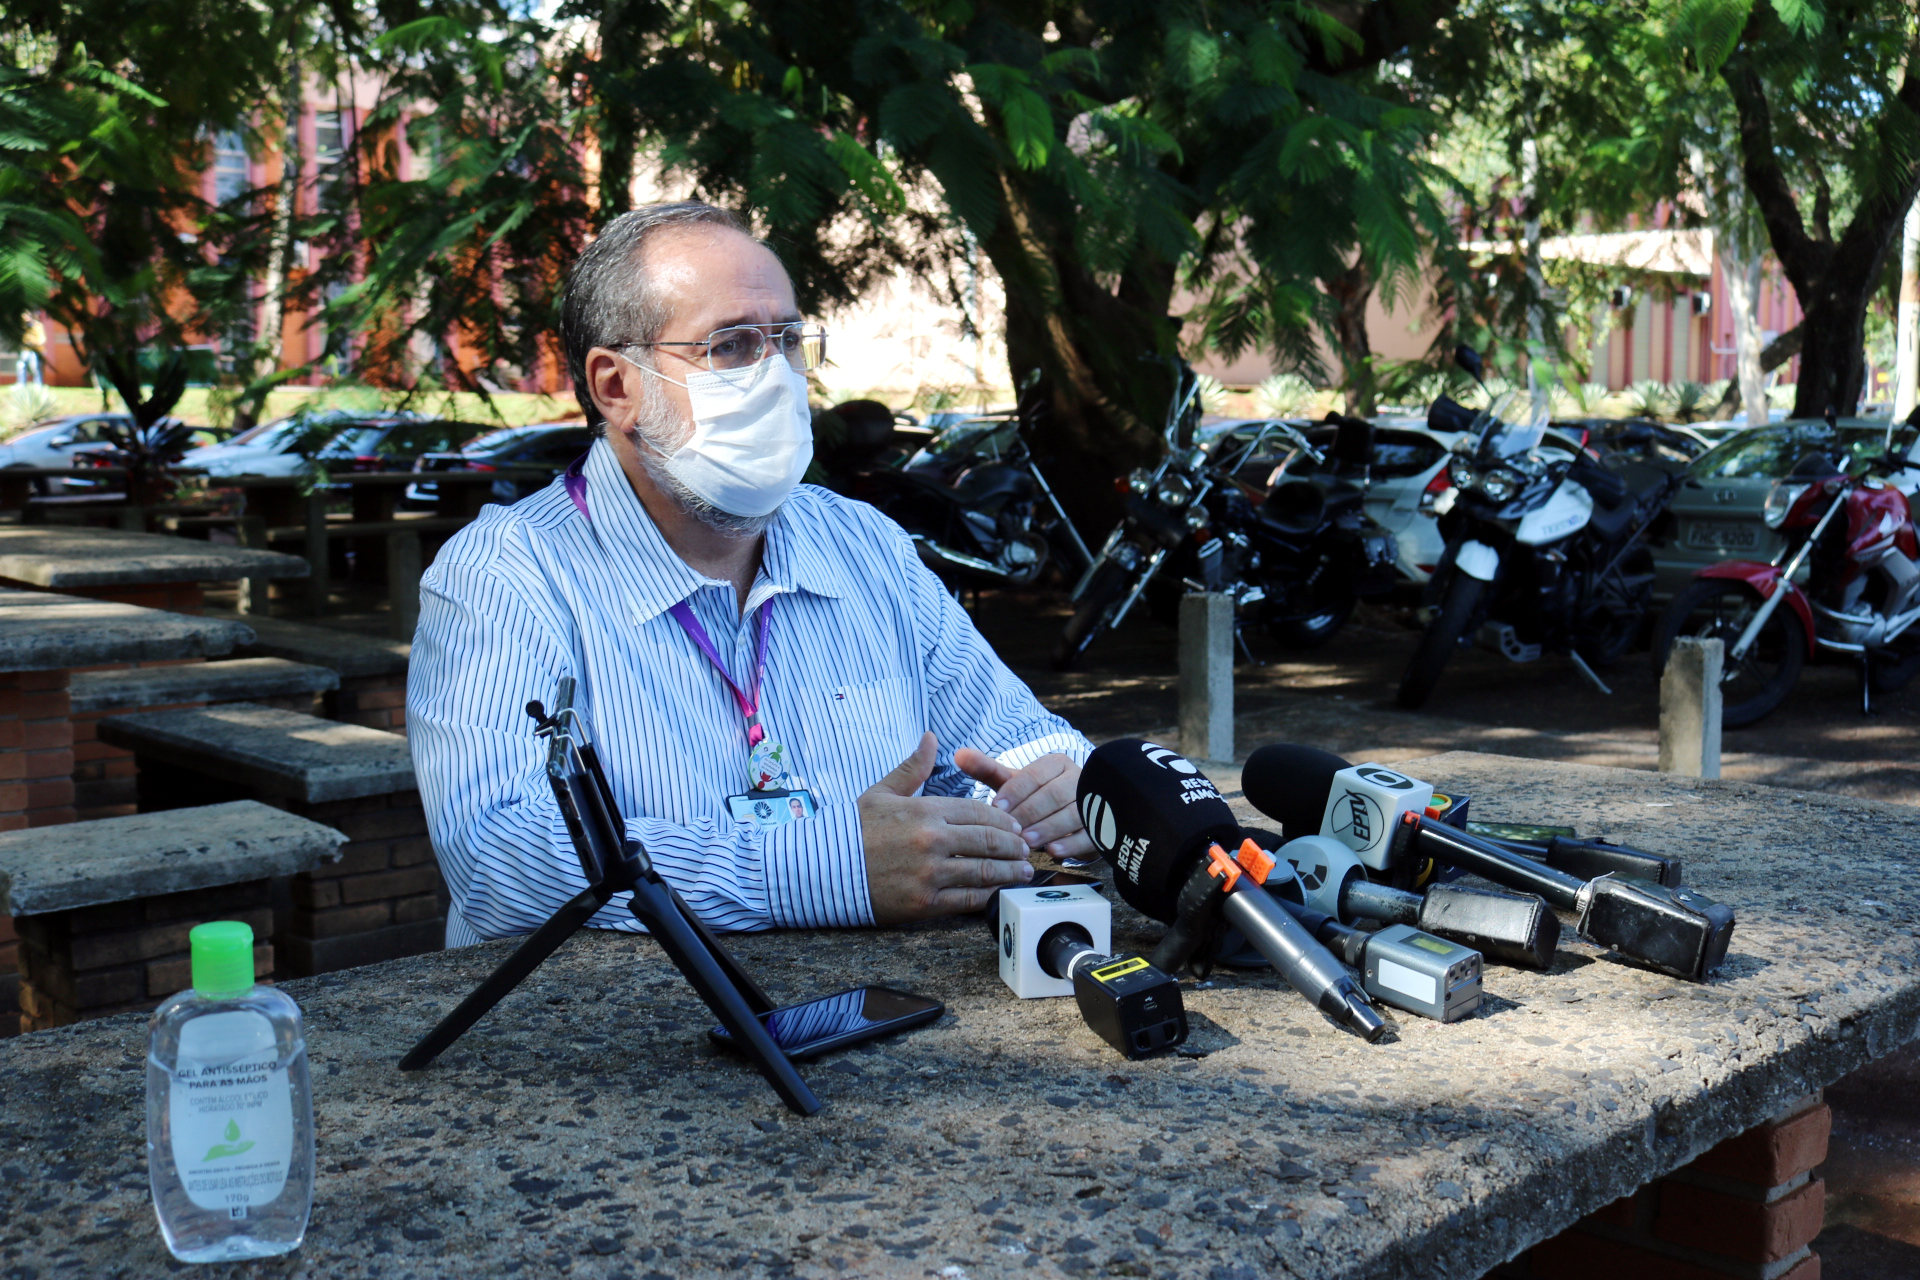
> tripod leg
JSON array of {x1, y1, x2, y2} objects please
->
[
  {"x1": 398, "y1": 885, "x2": 612, "y2": 1070},
  {"x1": 629, "y1": 878, "x2": 822, "y2": 1115},
  {"x1": 668, "y1": 884, "x2": 776, "y2": 1015}
]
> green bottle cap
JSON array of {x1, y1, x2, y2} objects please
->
[{"x1": 189, "y1": 921, "x2": 256, "y2": 996}]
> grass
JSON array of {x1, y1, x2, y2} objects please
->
[{"x1": 0, "y1": 383, "x2": 583, "y2": 440}]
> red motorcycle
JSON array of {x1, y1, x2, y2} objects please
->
[{"x1": 1654, "y1": 435, "x2": 1920, "y2": 726}]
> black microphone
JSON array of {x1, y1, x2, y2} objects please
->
[
  {"x1": 1242, "y1": 745, "x2": 1736, "y2": 982},
  {"x1": 1078, "y1": 740, "x2": 1386, "y2": 1041}
]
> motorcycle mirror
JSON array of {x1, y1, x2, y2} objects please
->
[{"x1": 1454, "y1": 344, "x2": 1486, "y2": 386}]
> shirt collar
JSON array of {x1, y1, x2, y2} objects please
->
[{"x1": 576, "y1": 437, "x2": 849, "y2": 624}]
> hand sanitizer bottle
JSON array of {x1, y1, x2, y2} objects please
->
[{"x1": 146, "y1": 921, "x2": 314, "y2": 1262}]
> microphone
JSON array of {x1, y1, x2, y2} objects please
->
[
  {"x1": 1035, "y1": 925, "x2": 1189, "y2": 1060},
  {"x1": 1242, "y1": 745, "x2": 1433, "y2": 871},
  {"x1": 1278, "y1": 834, "x2": 1559, "y2": 970},
  {"x1": 1243, "y1": 746, "x2": 1736, "y2": 982},
  {"x1": 1078, "y1": 740, "x2": 1386, "y2": 1041},
  {"x1": 1276, "y1": 898, "x2": 1483, "y2": 1022}
]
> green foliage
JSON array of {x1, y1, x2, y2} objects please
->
[
  {"x1": 1669, "y1": 380, "x2": 1711, "y2": 422},
  {"x1": 1626, "y1": 379, "x2": 1670, "y2": 418}
]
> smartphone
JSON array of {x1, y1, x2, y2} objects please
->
[{"x1": 708, "y1": 986, "x2": 944, "y2": 1061}]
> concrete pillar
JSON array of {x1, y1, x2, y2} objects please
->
[
  {"x1": 387, "y1": 532, "x2": 422, "y2": 640},
  {"x1": 305, "y1": 490, "x2": 330, "y2": 616},
  {"x1": 235, "y1": 515, "x2": 270, "y2": 615},
  {"x1": 1659, "y1": 636, "x2": 1723, "y2": 779},
  {"x1": 1178, "y1": 592, "x2": 1234, "y2": 764}
]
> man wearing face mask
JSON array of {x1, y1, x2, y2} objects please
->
[{"x1": 409, "y1": 201, "x2": 1095, "y2": 945}]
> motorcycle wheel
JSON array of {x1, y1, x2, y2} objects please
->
[
  {"x1": 1574, "y1": 548, "x2": 1654, "y2": 669},
  {"x1": 1398, "y1": 572, "x2": 1482, "y2": 709},
  {"x1": 1271, "y1": 596, "x2": 1355, "y2": 650},
  {"x1": 1869, "y1": 643, "x2": 1920, "y2": 694},
  {"x1": 1652, "y1": 578, "x2": 1805, "y2": 728},
  {"x1": 1053, "y1": 560, "x2": 1133, "y2": 671}
]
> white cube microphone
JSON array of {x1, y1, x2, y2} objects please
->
[
  {"x1": 1317, "y1": 762, "x2": 1433, "y2": 870},
  {"x1": 997, "y1": 884, "x2": 1111, "y2": 998}
]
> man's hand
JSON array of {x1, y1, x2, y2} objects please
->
[
  {"x1": 953, "y1": 746, "x2": 1094, "y2": 862},
  {"x1": 861, "y1": 732, "x2": 1033, "y2": 924}
]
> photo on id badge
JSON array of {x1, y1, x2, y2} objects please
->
[{"x1": 729, "y1": 788, "x2": 817, "y2": 830}]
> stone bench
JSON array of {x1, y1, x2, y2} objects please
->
[
  {"x1": 67, "y1": 658, "x2": 343, "y2": 820},
  {"x1": 67, "y1": 656, "x2": 340, "y2": 715},
  {"x1": 0, "y1": 799, "x2": 344, "y2": 1031},
  {"x1": 96, "y1": 703, "x2": 442, "y2": 979},
  {"x1": 233, "y1": 615, "x2": 410, "y2": 734}
]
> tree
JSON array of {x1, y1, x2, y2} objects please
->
[
  {"x1": 556, "y1": 0, "x2": 1454, "y2": 513},
  {"x1": 1707, "y1": 0, "x2": 1920, "y2": 417},
  {"x1": 1, "y1": 2, "x2": 281, "y2": 394}
]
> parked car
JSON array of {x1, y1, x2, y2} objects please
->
[
  {"x1": 185, "y1": 412, "x2": 480, "y2": 479},
  {"x1": 1647, "y1": 419, "x2": 1920, "y2": 599},
  {"x1": 0, "y1": 412, "x2": 134, "y2": 491},
  {"x1": 405, "y1": 422, "x2": 594, "y2": 506}
]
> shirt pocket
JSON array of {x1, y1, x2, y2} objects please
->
[{"x1": 794, "y1": 676, "x2": 920, "y2": 805}]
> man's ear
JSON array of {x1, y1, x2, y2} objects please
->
[{"x1": 583, "y1": 347, "x2": 643, "y2": 434}]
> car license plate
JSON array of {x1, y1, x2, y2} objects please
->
[{"x1": 1685, "y1": 520, "x2": 1760, "y2": 550}]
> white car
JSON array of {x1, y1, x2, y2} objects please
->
[{"x1": 0, "y1": 412, "x2": 134, "y2": 492}]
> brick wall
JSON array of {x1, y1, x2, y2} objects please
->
[
  {"x1": 279, "y1": 790, "x2": 444, "y2": 976},
  {"x1": 130, "y1": 757, "x2": 444, "y2": 979},
  {"x1": 330, "y1": 672, "x2": 407, "y2": 735},
  {"x1": 1491, "y1": 1094, "x2": 1829, "y2": 1280},
  {"x1": 0, "y1": 669, "x2": 75, "y2": 831},
  {"x1": 15, "y1": 880, "x2": 273, "y2": 1032}
]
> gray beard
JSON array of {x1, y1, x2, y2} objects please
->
[{"x1": 630, "y1": 371, "x2": 779, "y2": 539}]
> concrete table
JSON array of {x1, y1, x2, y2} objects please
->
[
  {"x1": 0, "y1": 754, "x2": 1915, "y2": 1279},
  {"x1": 0, "y1": 523, "x2": 308, "y2": 614},
  {"x1": 0, "y1": 799, "x2": 345, "y2": 1030},
  {"x1": 0, "y1": 589, "x2": 255, "y2": 1034},
  {"x1": 97, "y1": 704, "x2": 439, "y2": 978}
]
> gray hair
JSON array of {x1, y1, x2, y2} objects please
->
[{"x1": 560, "y1": 201, "x2": 750, "y2": 434}]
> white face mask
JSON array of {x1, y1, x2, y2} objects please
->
[{"x1": 624, "y1": 354, "x2": 814, "y2": 518}]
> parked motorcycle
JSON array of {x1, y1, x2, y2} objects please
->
[
  {"x1": 1396, "y1": 346, "x2": 1680, "y2": 709},
  {"x1": 1052, "y1": 361, "x2": 1400, "y2": 671},
  {"x1": 842, "y1": 390, "x2": 1091, "y2": 592},
  {"x1": 1652, "y1": 421, "x2": 1920, "y2": 726}
]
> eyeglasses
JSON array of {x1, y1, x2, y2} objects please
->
[{"x1": 631, "y1": 322, "x2": 827, "y2": 374}]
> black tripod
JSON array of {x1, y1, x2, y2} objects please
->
[{"x1": 397, "y1": 678, "x2": 821, "y2": 1115}]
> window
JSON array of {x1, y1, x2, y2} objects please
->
[
  {"x1": 212, "y1": 131, "x2": 249, "y2": 204},
  {"x1": 313, "y1": 112, "x2": 344, "y2": 165}
]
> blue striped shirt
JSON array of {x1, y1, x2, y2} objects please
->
[{"x1": 409, "y1": 438, "x2": 1090, "y2": 944}]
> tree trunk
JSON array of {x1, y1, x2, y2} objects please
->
[
  {"x1": 1520, "y1": 132, "x2": 1551, "y2": 425},
  {"x1": 1710, "y1": 323, "x2": 1801, "y2": 419},
  {"x1": 1895, "y1": 197, "x2": 1920, "y2": 420},
  {"x1": 233, "y1": 56, "x2": 304, "y2": 432},
  {"x1": 1719, "y1": 244, "x2": 1769, "y2": 425},
  {"x1": 1321, "y1": 259, "x2": 1376, "y2": 416},
  {"x1": 977, "y1": 167, "x2": 1173, "y2": 533},
  {"x1": 1723, "y1": 27, "x2": 1920, "y2": 420}
]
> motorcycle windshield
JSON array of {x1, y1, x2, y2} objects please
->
[{"x1": 1473, "y1": 392, "x2": 1541, "y2": 461}]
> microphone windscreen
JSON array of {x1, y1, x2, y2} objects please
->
[
  {"x1": 1076, "y1": 739, "x2": 1242, "y2": 922},
  {"x1": 1241, "y1": 743, "x2": 1352, "y2": 838}
]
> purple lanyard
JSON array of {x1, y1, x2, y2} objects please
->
[
  {"x1": 563, "y1": 453, "x2": 772, "y2": 749},
  {"x1": 669, "y1": 600, "x2": 772, "y2": 748}
]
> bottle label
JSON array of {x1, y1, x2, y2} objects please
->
[{"x1": 168, "y1": 1010, "x2": 294, "y2": 1212}]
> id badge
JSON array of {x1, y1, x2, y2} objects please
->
[{"x1": 727, "y1": 788, "x2": 817, "y2": 830}]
